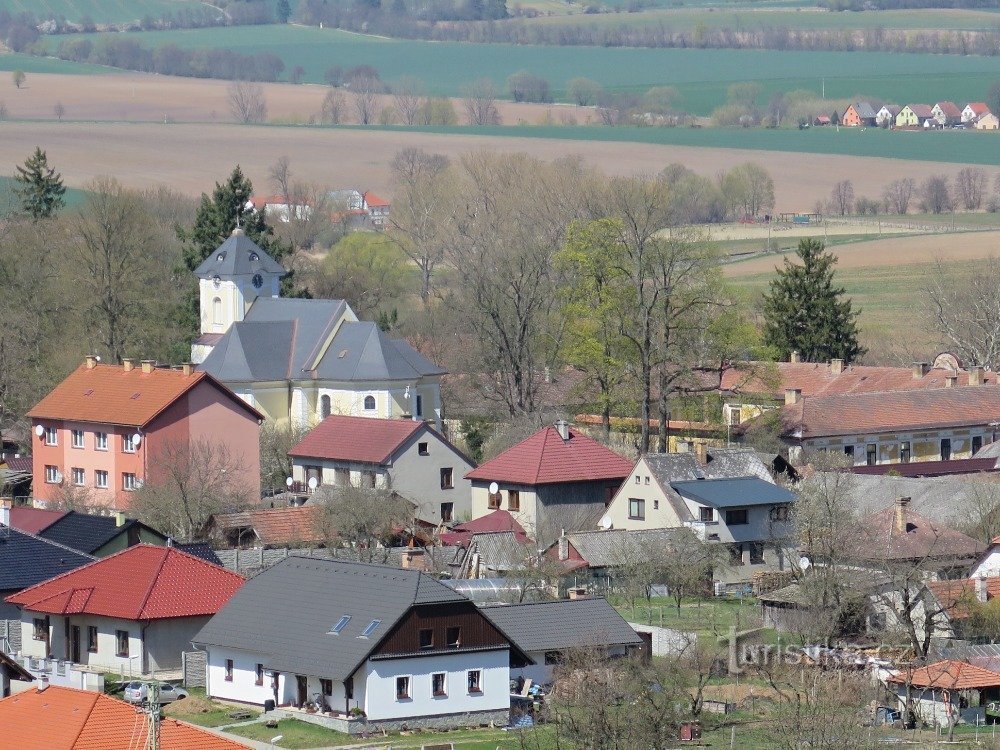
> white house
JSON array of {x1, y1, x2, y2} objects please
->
[{"x1": 962, "y1": 102, "x2": 991, "y2": 124}]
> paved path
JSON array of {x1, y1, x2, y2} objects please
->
[{"x1": 200, "y1": 719, "x2": 394, "y2": 750}]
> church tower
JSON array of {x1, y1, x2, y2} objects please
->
[{"x1": 191, "y1": 228, "x2": 286, "y2": 364}]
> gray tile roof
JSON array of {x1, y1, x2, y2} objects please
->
[
  {"x1": 470, "y1": 531, "x2": 525, "y2": 573},
  {"x1": 482, "y1": 598, "x2": 641, "y2": 652},
  {"x1": 670, "y1": 477, "x2": 795, "y2": 509},
  {"x1": 564, "y1": 528, "x2": 696, "y2": 569},
  {"x1": 0, "y1": 527, "x2": 94, "y2": 618},
  {"x1": 645, "y1": 448, "x2": 773, "y2": 486},
  {"x1": 38, "y1": 512, "x2": 165, "y2": 555},
  {"x1": 193, "y1": 556, "x2": 468, "y2": 681},
  {"x1": 193, "y1": 231, "x2": 286, "y2": 279}
]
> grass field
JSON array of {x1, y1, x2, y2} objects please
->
[
  {"x1": 46, "y1": 24, "x2": 1000, "y2": 114},
  {"x1": 0, "y1": 53, "x2": 113, "y2": 76},
  {"x1": 0, "y1": 0, "x2": 213, "y2": 24},
  {"x1": 0, "y1": 176, "x2": 88, "y2": 216}
]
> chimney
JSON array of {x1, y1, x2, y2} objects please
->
[
  {"x1": 37, "y1": 676, "x2": 49, "y2": 693},
  {"x1": 140, "y1": 360, "x2": 155, "y2": 374},
  {"x1": 970, "y1": 366, "x2": 984, "y2": 386},
  {"x1": 85, "y1": 355, "x2": 98, "y2": 370},
  {"x1": 789, "y1": 350, "x2": 801, "y2": 364},
  {"x1": 558, "y1": 529, "x2": 568, "y2": 561},
  {"x1": 895, "y1": 497, "x2": 911, "y2": 533},
  {"x1": 122, "y1": 358, "x2": 135, "y2": 372},
  {"x1": 115, "y1": 511, "x2": 126, "y2": 527},
  {"x1": 977, "y1": 575, "x2": 989, "y2": 604},
  {"x1": 0, "y1": 499, "x2": 10, "y2": 528},
  {"x1": 181, "y1": 363, "x2": 194, "y2": 377},
  {"x1": 830, "y1": 359, "x2": 844, "y2": 375},
  {"x1": 555, "y1": 420, "x2": 570, "y2": 441},
  {"x1": 694, "y1": 442, "x2": 707, "y2": 465},
  {"x1": 784, "y1": 388, "x2": 802, "y2": 406},
  {"x1": 946, "y1": 375, "x2": 958, "y2": 388},
  {"x1": 401, "y1": 537, "x2": 425, "y2": 570},
  {"x1": 912, "y1": 362, "x2": 929, "y2": 379}
]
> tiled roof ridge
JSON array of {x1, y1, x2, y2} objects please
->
[
  {"x1": 800, "y1": 381, "x2": 993, "y2": 403},
  {"x1": 532, "y1": 427, "x2": 557, "y2": 485},
  {"x1": 480, "y1": 595, "x2": 607, "y2": 610},
  {"x1": 71, "y1": 690, "x2": 103, "y2": 748},
  {"x1": 6, "y1": 525, "x2": 98, "y2": 562},
  {"x1": 136, "y1": 546, "x2": 173, "y2": 620}
]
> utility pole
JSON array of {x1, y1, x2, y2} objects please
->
[{"x1": 145, "y1": 681, "x2": 161, "y2": 750}]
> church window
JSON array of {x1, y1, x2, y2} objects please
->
[
  {"x1": 364, "y1": 395, "x2": 376, "y2": 411},
  {"x1": 252, "y1": 273, "x2": 263, "y2": 289},
  {"x1": 212, "y1": 297, "x2": 222, "y2": 326},
  {"x1": 320, "y1": 395, "x2": 331, "y2": 419}
]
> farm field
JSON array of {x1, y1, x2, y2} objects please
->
[
  {"x1": 0, "y1": 0, "x2": 212, "y2": 24},
  {"x1": 40, "y1": 24, "x2": 1000, "y2": 114}
]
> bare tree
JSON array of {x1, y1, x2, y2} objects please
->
[
  {"x1": 53, "y1": 102, "x2": 65, "y2": 121},
  {"x1": 882, "y1": 177, "x2": 916, "y2": 215},
  {"x1": 12, "y1": 70, "x2": 25, "y2": 89},
  {"x1": 268, "y1": 156, "x2": 293, "y2": 209},
  {"x1": 830, "y1": 179, "x2": 855, "y2": 216},
  {"x1": 919, "y1": 175, "x2": 953, "y2": 214},
  {"x1": 461, "y1": 78, "x2": 501, "y2": 126},
  {"x1": 954, "y1": 166, "x2": 987, "y2": 211},
  {"x1": 392, "y1": 75, "x2": 425, "y2": 126},
  {"x1": 349, "y1": 74, "x2": 381, "y2": 125},
  {"x1": 924, "y1": 255, "x2": 1000, "y2": 367},
  {"x1": 320, "y1": 89, "x2": 345, "y2": 124},
  {"x1": 313, "y1": 484, "x2": 414, "y2": 562},
  {"x1": 259, "y1": 420, "x2": 309, "y2": 495},
  {"x1": 228, "y1": 80, "x2": 268, "y2": 124}
]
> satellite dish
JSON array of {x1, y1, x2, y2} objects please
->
[
  {"x1": 307, "y1": 476, "x2": 318, "y2": 490},
  {"x1": 286, "y1": 477, "x2": 294, "y2": 487},
  {"x1": 34, "y1": 425, "x2": 45, "y2": 438},
  {"x1": 488, "y1": 481, "x2": 499, "y2": 495},
  {"x1": 799, "y1": 556, "x2": 811, "y2": 570},
  {"x1": 132, "y1": 433, "x2": 142, "y2": 447},
  {"x1": 599, "y1": 515, "x2": 612, "y2": 530}
]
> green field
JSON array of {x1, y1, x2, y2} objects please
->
[
  {"x1": 0, "y1": 0, "x2": 213, "y2": 24},
  {"x1": 0, "y1": 176, "x2": 88, "y2": 216},
  {"x1": 0, "y1": 52, "x2": 113, "y2": 76},
  {"x1": 47, "y1": 24, "x2": 1000, "y2": 114}
]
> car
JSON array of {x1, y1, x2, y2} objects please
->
[{"x1": 123, "y1": 682, "x2": 188, "y2": 704}]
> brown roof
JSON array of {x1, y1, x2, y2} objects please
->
[
  {"x1": 907, "y1": 104, "x2": 935, "y2": 118},
  {"x1": 928, "y1": 578, "x2": 1000, "y2": 621},
  {"x1": 849, "y1": 504, "x2": 984, "y2": 563},
  {"x1": 210, "y1": 506, "x2": 325, "y2": 546},
  {"x1": 888, "y1": 660, "x2": 1000, "y2": 690},
  {"x1": 776, "y1": 384, "x2": 1000, "y2": 439},
  {"x1": 936, "y1": 101, "x2": 962, "y2": 118},
  {"x1": 27, "y1": 362, "x2": 263, "y2": 428}
]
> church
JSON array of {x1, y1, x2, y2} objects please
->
[{"x1": 192, "y1": 229, "x2": 444, "y2": 429}]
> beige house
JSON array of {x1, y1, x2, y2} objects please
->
[{"x1": 976, "y1": 113, "x2": 1000, "y2": 131}]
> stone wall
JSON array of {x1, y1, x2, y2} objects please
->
[
  {"x1": 273, "y1": 707, "x2": 510, "y2": 735},
  {"x1": 0, "y1": 619, "x2": 21, "y2": 654},
  {"x1": 182, "y1": 650, "x2": 206, "y2": 688}
]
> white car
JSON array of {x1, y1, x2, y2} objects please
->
[{"x1": 123, "y1": 682, "x2": 188, "y2": 704}]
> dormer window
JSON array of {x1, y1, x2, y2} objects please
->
[
  {"x1": 249, "y1": 252, "x2": 259, "y2": 262},
  {"x1": 364, "y1": 395, "x2": 376, "y2": 411},
  {"x1": 328, "y1": 615, "x2": 351, "y2": 634}
]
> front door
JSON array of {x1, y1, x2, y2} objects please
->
[
  {"x1": 71, "y1": 626, "x2": 81, "y2": 663},
  {"x1": 296, "y1": 675, "x2": 308, "y2": 707}
]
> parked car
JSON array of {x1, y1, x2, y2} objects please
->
[{"x1": 123, "y1": 682, "x2": 188, "y2": 704}]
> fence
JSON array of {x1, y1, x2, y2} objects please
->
[
  {"x1": 182, "y1": 650, "x2": 206, "y2": 688},
  {"x1": 214, "y1": 546, "x2": 337, "y2": 574}
]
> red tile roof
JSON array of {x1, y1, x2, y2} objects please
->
[
  {"x1": 927, "y1": 578, "x2": 1000, "y2": 621},
  {"x1": 888, "y1": 660, "x2": 1000, "y2": 690},
  {"x1": 210, "y1": 506, "x2": 325, "y2": 546},
  {"x1": 27, "y1": 362, "x2": 262, "y2": 428},
  {"x1": 0, "y1": 685, "x2": 251, "y2": 749},
  {"x1": 848, "y1": 505, "x2": 983, "y2": 562},
  {"x1": 936, "y1": 101, "x2": 962, "y2": 118},
  {"x1": 439, "y1": 510, "x2": 530, "y2": 546},
  {"x1": 7, "y1": 507, "x2": 66, "y2": 534},
  {"x1": 465, "y1": 425, "x2": 633, "y2": 485},
  {"x1": 966, "y1": 102, "x2": 991, "y2": 116},
  {"x1": 5, "y1": 544, "x2": 244, "y2": 620},
  {"x1": 363, "y1": 191, "x2": 390, "y2": 208},
  {"x1": 289, "y1": 415, "x2": 425, "y2": 464},
  {"x1": 850, "y1": 457, "x2": 999, "y2": 478}
]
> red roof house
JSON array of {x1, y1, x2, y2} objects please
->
[
  {"x1": 465, "y1": 421, "x2": 632, "y2": 537},
  {"x1": 439, "y1": 509, "x2": 530, "y2": 546},
  {"x1": 27, "y1": 357, "x2": 263, "y2": 511},
  {"x1": 963, "y1": 102, "x2": 991, "y2": 123},
  {"x1": 5, "y1": 544, "x2": 243, "y2": 675},
  {"x1": 888, "y1": 659, "x2": 1000, "y2": 690},
  {"x1": 207, "y1": 505, "x2": 325, "y2": 548}
]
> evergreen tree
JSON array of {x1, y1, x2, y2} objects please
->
[
  {"x1": 276, "y1": 0, "x2": 292, "y2": 23},
  {"x1": 13, "y1": 147, "x2": 66, "y2": 221},
  {"x1": 762, "y1": 238, "x2": 865, "y2": 364}
]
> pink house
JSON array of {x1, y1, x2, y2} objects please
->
[{"x1": 28, "y1": 357, "x2": 263, "y2": 511}]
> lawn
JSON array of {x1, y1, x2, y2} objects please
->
[
  {"x1": 0, "y1": 0, "x2": 212, "y2": 24},
  {"x1": 41, "y1": 24, "x2": 1000, "y2": 114},
  {"x1": 0, "y1": 52, "x2": 114, "y2": 76},
  {"x1": 612, "y1": 595, "x2": 769, "y2": 638}
]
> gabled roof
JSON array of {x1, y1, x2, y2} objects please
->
[
  {"x1": 851, "y1": 102, "x2": 878, "y2": 119},
  {"x1": 482, "y1": 598, "x2": 641, "y2": 652},
  {"x1": 927, "y1": 578, "x2": 1000, "y2": 621},
  {"x1": 935, "y1": 101, "x2": 962, "y2": 118},
  {"x1": 193, "y1": 556, "x2": 472, "y2": 682},
  {"x1": 7, "y1": 507, "x2": 66, "y2": 535},
  {"x1": 175, "y1": 542, "x2": 224, "y2": 567},
  {"x1": 209, "y1": 506, "x2": 324, "y2": 547},
  {"x1": 906, "y1": 103, "x2": 935, "y2": 118},
  {"x1": 670, "y1": 477, "x2": 795, "y2": 509},
  {"x1": 560, "y1": 527, "x2": 696, "y2": 569},
  {"x1": 0, "y1": 685, "x2": 251, "y2": 749},
  {"x1": 363, "y1": 191, "x2": 390, "y2": 208},
  {"x1": 644, "y1": 448, "x2": 773, "y2": 486},
  {"x1": 465, "y1": 426, "x2": 632, "y2": 485},
  {"x1": 965, "y1": 102, "x2": 991, "y2": 115},
  {"x1": 6, "y1": 544, "x2": 244, "y2": 621},
  {"x1": 888, "y1": 660, "x2": 1000, "y2": 690},
  {"x1": 878, "y1": 105, "x2": 902, "y2": 116},
  {"x1": 27, "y1": 362, "x2": 262, "y2": 428},
  {"x1": 38, "y1": 511, "x2": 166, "y2": 555},
  {"x1": 0, "y1": 526, "x2": 93, "y2": 598},
  {"x1": 848, "y1": 504, "x2": 983, "y2": 562},
  {"x1": 469, "y1": 531, "x2": 525, "y2": 573},
  {"x1": 289, "y1": 415, "x2": 425, "y2": 464},
  {"x1": 192, "y1": 229, "x2": 285, "y2": 280},
  {"x1": 439, "y1": 510, "x2": 529, "y2": 546}
]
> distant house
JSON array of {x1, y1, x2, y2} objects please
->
[
  {"x1": 247, "y1": 194, "x2": 312, "y2": 223},
  {"x1": 27, "y1": 510, "x2": 167, "y2": 557},
  {"x1": 962, "y1": 102, "x2": 991, "y2": 123},
  {"x1": 887, "y1": 660, "x2": 1000, "y2": 728},
  {"x1": 194, "y1": 556, "x2": 526, "y2": 730},
  {"x1": 363, "y1": 191, "x2": 390, "y2": 229},
  {"x1": 814, "y1": 115, "x2": 831, "y2": 126},
  {"x1": 27, "y1": 356, "x2": 263, "y2": 511},
  {"x1": 206, "y1": 506, "x2": 325, "y2": 549},
  {"x1": 465, "y1": 421, "x2": 632, "y2": 540},
  {"x1": 328, "y1": 189, "x2": 391, "y2": 230},
  {"x1": 932, "y1": 101, "x2": 963, "y2": 127},
  {"x1": 875, "y1": 105, "x2": 901, "y2": 127},
  {"x1": 896, "y1": 104, "x2": 934, "y2": 128},
  {"x1": 976, "y1": 113, "x2": 1000, "y2": 131},
  {"x1": 289, "y1": 415, "x2": 475, "y2": 525},
  {"x1": 439, "y1": 509, "x2": 530, "y2": 547},
  {"x1": 8, "y1": 545, "x2": 244, "y2": 675},
  {"x1": 549, "y1": 527, "x2": 699, "y2": 586},
  {"x1": 842, "y1": 102, "x2": 878, "y2": 127}
]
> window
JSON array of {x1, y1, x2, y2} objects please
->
[
  {"x1": 361, "y1": 619, "x2": 382, "y2": 637},
  {"x1": 415, "y1": 394, "x2": 423, "y2": 417},
  {"x1": 770, "y1": 505, "x2": 790, "y2": 522},
  {"x1": 699, "y1": 506, "x2": 714, "y2": 523},
  {"x1": 634, "y1": 476, "x2": 641, "y2": 485},
  {"x1": 122, "y1": 473, "x2": 137, "y2": 491},
  {"x1": 123, "y1": 434, "x2": 137, "y2": 453},
  {"x1": 396, "y1": 676, "x2": 410, "y2": 700},
  {"x1": 363, "y1": 395, "x2": 376, "y2": 411},
  {"x1": 628, "y1": 498, "x2": 645, "y2": 521},
  {"x1": 320, "y1": 678, "x2": 333, "y2": 696},
  {"x1": 329, "y1": 615, "x2": 351, "y2": 634},
  {"x1": 95, "y1": 470, "x2": 109, "y2": 489},
  {"x1": 45, "y1": 465, "x2": 59, "y2": 484},
  {"x1": 644, "y1": 476, "x2": 650, "y2": 485},
  {"x1": 212, "y1": 297, "x2": 223, "y2": 326},
  {"x1": 116, "y1": 630, "x2": 129, "y2": 657},
  {"x1": 726, "y1": 509, "x2": 749, "y2": 526},
  {"x1": 440, "y1": 467, "x2": 454, "y2": 490},
  {"x1": 729, "y1": 544, "x2": 744, "y2": 566},
  {"x1": 866, "y1": 443, "x2": 877, "y2": 466},
  {"x1": 44, "y1": 427, "x2": 58, "y2": 446},
  {"x1": 71, "y1": 429, "x2": 84, "y2": 448},
  {"x1": 32, "y1": 618, "x2": 46, "y2": 641},
  {"x1": 900, "y1": 441, "x2": 911, "y2": 464},
  {"x1": 418, "y1": 442, "x2": 429, "y2": 456},
  {"x1": 255, "y1": 663, "x2": 264, "y2": 686},
  {"x1": 88, "y1": 626, "x2": 98, "y2": 653},
  {"x1": 488, "y1": 492, "x2": 501, "y2": 510},
  {"x1": 941, "y1": 438, "x2": 952, "y2": 461},
  {"x1": 95, "y1": 432, "x2": 108, "y2": 451},
  {"x1": 335, "y1": 468, "x2": 350, "y2": 486},
  {"x1": 224, "y1": 659, "x2": 233, "y2": 682},
  {"x1": 653, "y1": 499, "x2": 659, "y2": 510},
  {"x1": 320, "y1": 394, "x2": 331, "y2": 419},
  {"x1": 467, "y1": 669, "x2": 482, "y2": 694},
  {"x1": 843, "y1": 445, "x2": 854, "y2": 459},
  {"x1": 432, "y1": 672, "x2": 447, "y2": 697},
  {"x1": 508, "y1": 490, "x2": 520, "y2": 512},
  {"x1": 419, "y1": 628, "x2": 434, "y2": 649},
  {"x1": 446, "y1": 627, "x2": 461, "y2": 648},
  {"x1": 973, "y1": 435, "x2": 984, "y2": 455},
  {"x1": 440, "y1": 502, "x2": 454, "y2": 523},
  {"x1": 749, "y1": 543, "x2": 765, "y2": 564},
  {"x1": 71, "y1": 468, "x2": 85, "y2": 486}
]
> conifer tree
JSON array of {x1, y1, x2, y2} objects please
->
[
  {"x1": 13, "y1": 147, "x2": 66, "y2": 221},
  {"x1": 762, "y1": 238, "x2": 864, "y2": 363}
]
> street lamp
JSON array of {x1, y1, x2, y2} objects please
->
[{"x1": 270, "y1": 735, "x2": 283, "y2": 749}]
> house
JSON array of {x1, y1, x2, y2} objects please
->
[
  {"x1": 962, "y1": 102, "x2": 991, "y2": 123},
  {"x1": 927, "y1": 576, "x2": 1000, "y2": 637},
  {"x1": 842, "y1": 102, "x2": 878, "y2": 127},
  {"x1": 851, "y1": 456, "x2": 1000, "y2": 479},
  {"x1": 875, "y1": 105, "x2": 901, "y2": 127},
  {"x1": 896, "y1": 104, "x2": 934, "y2": 128},
  {"x1": 439, "y1": 509, "x2": 530, "y2": 547},
  {"x1": 465, "y1": 421, "x2": 632, "y2": 540},
  {"x1": 932, "y1": 101, "x2": 963, "y2": 127},
  {"x1": 206, "y1": 505, "x2": 325, "y2": 548},
  {"x1": 29, "y1": 510, "x2": 166, "y2": 557},
  {"x1": 481, "y1": 598, "x2": 643, "y2": 684},
  {"x1": 194, "y1": 232, "x2": 445, "y2": 428},
  {"x1": 814, "y1": 115, "x2": 831, "y2": 126},
  {"x1": 328, "y1": 189, "x2": 391, "y2": 230},
  {"x1": 363, "y1": 191, "x2": 390, "y2": 228},
  {"x1": 7, "y1": 544, "x2": 243, "y2": 675},
  {"x1": 0, "y1": 650, "x2": 32, "y2": 697},
  {"x1": 194, "y1": 556, "x2": 527, "y2": 731},
  {"x1": 887, "y1": 660, "x2": 1000, "y2": 728},
  {"x1": 766, "y1": 380, "x2": 1000, "y2": 466},
  {"x1": 27, "y1": 356, "x2": 262, "y2": 511},
  {"x1": 976, "y1": 113, "x2": 1000, "y2": 131},
  {"x1": 289, "y1": 415, "x2": 475, "y2": 525},
  {"x1": 549, "y1": 527, "x2": 699, "y2": 588},
  {"x1": 0, "y1": 684, "x2": 252, "y2": 749},
  {"x1": 0, "y1": 455, "x2": 31, "y2": 500},
  {"x1": 972, "y1": 538, "x2": 1000, "y2": 578},
  {"x1": 247, "y1": 194, "x2": 313, "y2": 223}
]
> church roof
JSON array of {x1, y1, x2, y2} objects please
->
[{"x1": 193, "y1": 230, "x2": 286, "y2": 280}]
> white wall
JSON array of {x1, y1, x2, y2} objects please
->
[
  {"x1": 972, "y1": 550, "x2": 1000, "y2": 578},
  {"x1": 206, "y1": 646, "x2": 280, "y2": 706},
  {"x1": 20, "y1": 613, "x2": 145, "y2": 675}
]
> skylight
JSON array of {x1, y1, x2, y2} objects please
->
[
  {"x1": 360, "y1": 620, "x2": 382, "y2": 638},
  {"x1": 328, "y1": 615, "x2": 351, "y2": 634}
]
